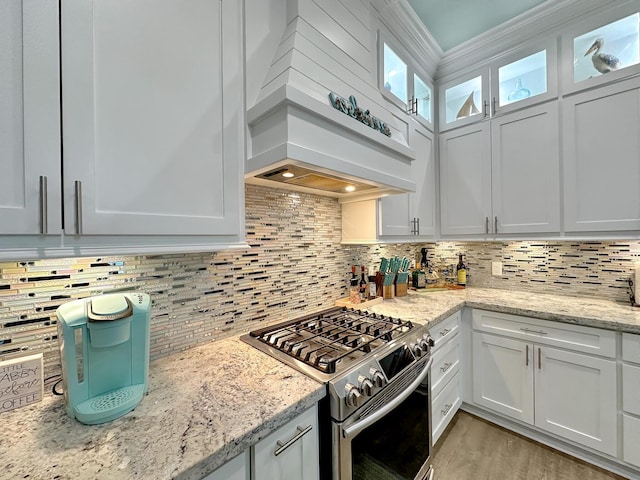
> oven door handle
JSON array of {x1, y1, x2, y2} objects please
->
[{"x1": 342, "y1": 358, "x2": 432, "y2": 439}]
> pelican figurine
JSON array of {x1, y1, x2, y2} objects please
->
[{"x1": 584, "y1": 37, "x2": 621, "y2": 74}]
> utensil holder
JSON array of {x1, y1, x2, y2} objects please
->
[
  {"x1": 395, "y1": 282, "x2": 408, "y2": 297},
  {"x1": 382, "y1": 284, "x2": 395, "y2": 299}
]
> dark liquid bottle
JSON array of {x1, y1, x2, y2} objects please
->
[
  {"x1": 456, "y1": 254, "x2": 467, "y2": 286},
  {"x1": 359, "y1": 266, "x2": 367, "y2": 300}
]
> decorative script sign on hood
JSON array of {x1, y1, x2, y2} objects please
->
[{"x1": 328, "y1": 92, "x2": 391, "y2": 137}]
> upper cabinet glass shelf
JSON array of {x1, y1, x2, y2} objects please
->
[
  {"x1": 498, "y1": 50, "x2": 547, "y2": 108},
  {"x1": 573, "y1": 13, "x2": 639, "y2": 84},
  {"x1": 444, "y1": 75, "x2": 483, "y2": 125}
]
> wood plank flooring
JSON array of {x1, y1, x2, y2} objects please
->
[{"x1": 431, "y1": 411, "x2": 628, "y2": 480}]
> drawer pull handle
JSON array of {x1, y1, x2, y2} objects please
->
[
  {"x1": 274, "y1": 424, "x2": 312, "y2": 456},
  {"x1": 538, "y1": 347, "x2": 542, "y2": 370},
  {"x1": 39, "y1": 176, "x2": 48, "y2": 234},
  {"x1": 440, "y1": 328, "x2": 451, "y2": 337},
  {"x1": 441, "y1": 404, "x2": 453, "y2": 417},
  {"x1": 520, "y1": 327, "x2": 548, "y2": 335},
  {"x1": 440, "y1": 362, "x2": 453, "y2": 373},
  {"x1": 74, "y1": 180, "x2": 83, "y2": 234}
]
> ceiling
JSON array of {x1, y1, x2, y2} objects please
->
[{"x1": 408, "y1": 0, "x2": 547, "y2": 51}]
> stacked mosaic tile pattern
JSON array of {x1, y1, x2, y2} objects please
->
[{"x1": 1, "y1": 184, "x2": 638, "y2": 379}]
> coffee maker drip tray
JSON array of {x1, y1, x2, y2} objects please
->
[{"x1": 73, "y1": 384, "x2": 146, "y2": 425}]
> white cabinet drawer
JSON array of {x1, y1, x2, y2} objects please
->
[
  {"x1": 624, "y1": 414, "x2": 640, "y2": 468},
  {"x1": 472, "y1": 309, "x2": 616, "y2": 358},
  {"x1": 623, "y1": 333, "x2": 640, "y2": 364},
  {"x1": 623, "y1": 363, "x2": 640, "y2": 416},
  {"x1": 430, "y1": 311, "x2": 461, "y2": 351},
  {"x1": 432, "y1": 371, "x2": 461, "y2": 445},
  {"x1": 431, "y1": 334, "x2": 460, "y2": 398}
]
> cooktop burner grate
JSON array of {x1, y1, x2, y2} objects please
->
[{"x1": 248, "y1": 307, "x2": 413, "y2": 374}]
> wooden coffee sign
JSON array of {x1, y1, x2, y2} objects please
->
[
  {"x1": 0, "y1": 353, "x2": 44, "y2": 413},
  {"x1": 328, "y1": 92, "x2": 391, "y2": 137}
]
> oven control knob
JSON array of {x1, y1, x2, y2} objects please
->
[
  {"x1": 370, "y1": 369, "x2": 386, "y2": 388},
  {"x1": 358, "y1": 375, "x2": 375, "y2": 397},
  {"x1": 423, "y1": 333, "x2": 435, "y2": 347},
  {"x1": 411, "y1": 342, "x2": 424, "y2": 357},
  {"x1": 344, "y1": 383, "x2": 362, "y2": 408},
  {"x1": 419, "y1": 337, "x2": 433, "y2": 353}
]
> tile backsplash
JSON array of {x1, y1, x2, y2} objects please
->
[{"x1": 1, "y1": 184, "x2": 638, "y2": 379}]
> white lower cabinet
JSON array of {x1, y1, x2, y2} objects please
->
[
  {"x1": 430, "y1": 312, "x2": 462, "y2": 444},
  {"x1": 203, "y1": 406, "x2": 319, "y2": 480},
  {"x1": 471, "y1": 310, "x2": 617, "y2": 456},
  {"x1": 622, "y1": 333, "x2": 640, "y2": 468},
  {"x1": 202, "y1": 451, "x2": 249, "y2": 480},
  {"x1": 252, "y1": 405, "x2": 319, "y2": 480}
]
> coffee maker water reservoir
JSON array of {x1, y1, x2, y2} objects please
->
[{"x1": 56, "y1": 292, "x2": 151, "y2": 424}]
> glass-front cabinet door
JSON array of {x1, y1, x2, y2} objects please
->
[
  {"x1": 491, "y1": 40, "x2": 557, "y2": 116},
  {"x1": 562, "y1": 5, "x2": 640, "y2": 94},
  {"x1": 439, "y1": 68, "x2": 488, "y2": 132},
  {"x1": 413, "y1": 73, "x2": 433, "y2": 128}
]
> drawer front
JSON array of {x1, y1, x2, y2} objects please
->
[
  {"x1": 432, "y1": 371, "x2": 461, "y2": 445},
  {"x1": 472, "y1": 309, "x2": 616, "y2": 358},
  {"x1": 623, "y1": 333, "x2": 640, "y2": 364},
  {"x1": 430, "y1": 311, "x2": 461, "y2": 351},
  {"x1": 623, "y1": 363, "x2": 640, "y2": 416},
  {"x1": 431, "y1": 334, "x2": 460, "y2": 398},
  {"x1": 624, "y1": 414, "x2": 640, "y2": 468}
]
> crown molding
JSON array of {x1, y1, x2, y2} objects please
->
[
  {"x1": 370, "y1": 0, "x2": 442, "y2": 78},
  {"x1": 436, "y1": 0, "x2": 628, "y2": 82}
]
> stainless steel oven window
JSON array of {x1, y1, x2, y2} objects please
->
[{"x1": 333, "y1": 358, "x2": 433, "y2": 480}]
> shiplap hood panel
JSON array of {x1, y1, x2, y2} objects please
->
[{"x1": 246, "y1": 0, "x2": 416, "y2": 198}]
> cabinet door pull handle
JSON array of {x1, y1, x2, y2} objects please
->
[
  {"x1": 538, "y1": 347, "x2": 542, "y2": 370},
  {"x1": 416, "y1": 217, "x2": 419, "y2": 236},
  {"x1": 485, "y1": 216, "x2": 489, "y2": 234},
  {"x1": 440, "y1": 328, "x2": 450, "y2": 337},
  {"x1": 274, "y1": 424, "x2": 313, "y2": 456},
  {"x1": 520, "y1": 327, "x2": 548, "y2": 335},
  {"x1": 494, "y1": 216, "x2": 498, "y2": 234},
  {"x1": 492, "y1": 97, "x2": 497, "y2": 116},
  {"x1": 440, "y1": 362, "x2": 453, "y2": 373},
  {"x1": 441, "y1": 404, "x2": 453, "y2": 416},
  {"x1": 525, "y1": 344, "x2": 529, "y2": 367},
  {"x1": 39, "y1": 176, "x2": 48, "y2": 234},
  {"x1": 74, "y1": 180, "x2": 83, "y2": 234},
  {"x1": 483, "y1": 100, "x2": 488, "y2": 118}
]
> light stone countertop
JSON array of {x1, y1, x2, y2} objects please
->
[
  {"x1": 364, "y1": 287, "x2": 640, "y2": 333},
  {"x1": 0, "y1": 337, "x2": 325, "y2": 480},
  {"x1": 2, "y1": 288, "x2": 639, "y2": 480}
]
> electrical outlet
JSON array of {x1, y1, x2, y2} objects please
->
[{"x1": 492, "y1": 261, "x2": 503, "y2": 276}]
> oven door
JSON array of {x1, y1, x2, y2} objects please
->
[{"x1": 333, "y1": 357, "x2": 434, "y2": 480}]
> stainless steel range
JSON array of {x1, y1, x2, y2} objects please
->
[{"x1": 241, "y1": 306, "x2": 435, "y2": 480}]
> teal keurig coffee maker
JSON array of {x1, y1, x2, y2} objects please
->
[{"x1": 56, "y1": 292, "x2": 151, "y2": 425}]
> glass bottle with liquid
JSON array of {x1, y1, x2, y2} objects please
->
[{"x1": 456, "y1": 254, "x2": 467, "y2": 287}]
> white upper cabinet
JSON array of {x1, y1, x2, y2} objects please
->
[
  {"x1": 379, "y1": 121, "x2": 436, "y2": 239},
  {"x1": 1, "y1": 0, "x2": 245, "y2": 259},
  {"x1": 439, "y1": 41, "x2": 557, "y2": 133},
  {"x1": 561, "y1": 5, "x2": 640, "y2": 95},
  {"x1": 439, "y1": 122, "x2": 491, "y2": 236},
  {"x1": 381, "y1": 40, "x2": 435, "y2": 131},
  {"x1": 0, "y1": 1, "x2": 61, "y2": 235},
  {"x1": 439, "y1": 68, "x2": 489, "y2": 132},
  {"x1": 563, "y1": 75, "x2": 640, "y2": 233},
  {"x1": 491, "y1": 39, "x2": 558, "y2": 117},
  {"x1": 440, "y1": 102, "x2": 560, "y2": 237},
  {"x1": 61, "y1": 0, "x2": 243, "y2": 236}
]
